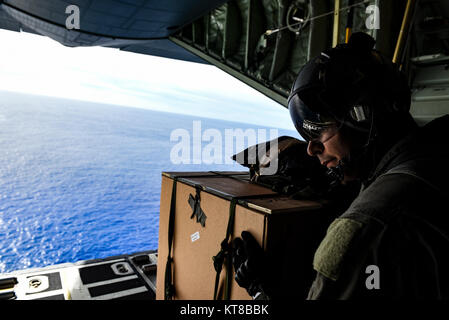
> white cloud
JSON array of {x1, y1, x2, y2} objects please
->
[{"x1": 0, "y1": 29, "x2": 297, "y2": 131}]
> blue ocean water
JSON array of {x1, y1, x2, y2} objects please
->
[{"x1": 0, "y1": 90, "x2": 298, "y2": 273}]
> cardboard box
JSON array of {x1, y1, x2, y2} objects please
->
[{"x1": 156, "y1": 171, "x2": 335, "y2": 300}]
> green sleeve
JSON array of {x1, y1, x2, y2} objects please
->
[{"x1": 313, "y1": 218, "x2": 364, "y2": 281}]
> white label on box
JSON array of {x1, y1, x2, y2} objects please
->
[{"x1": 190, "y1": 231, "x2": 200, "y2": 243}]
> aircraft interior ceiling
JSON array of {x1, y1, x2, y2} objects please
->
[{"x1": 0, "y1": 0, "x2": 448, "y2": 123}]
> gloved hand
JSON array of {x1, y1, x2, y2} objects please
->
[{"x1": 232, "y1": 231, "x2": 272, "y2": 300}]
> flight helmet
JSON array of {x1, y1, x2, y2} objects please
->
[{"x1": 288, "y1": 32, "x2": 411, "y2": 145}]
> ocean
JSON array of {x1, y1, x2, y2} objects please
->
[{"x1": 0, "y1": 90, "x2": 298, "y2": 273}]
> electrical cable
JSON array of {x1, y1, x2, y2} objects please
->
[{"x1": 265, "y1": 0, "x2": 372, "y2": 36}]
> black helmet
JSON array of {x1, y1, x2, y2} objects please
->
[{"x1": 288, "y1": 32, "x2": 411, "y2": 143}]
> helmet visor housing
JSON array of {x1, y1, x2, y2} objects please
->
[{"x1": 288, "y1": 92, "x2": 339, "y2": 142}]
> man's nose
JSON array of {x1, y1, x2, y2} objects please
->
[{"x1": 307, "y1": 140, "x2": 324, "y2": 156}]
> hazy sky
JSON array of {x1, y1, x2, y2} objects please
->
[{"x1": 0, "y1": 29, "x2": 297, "y2": 131}]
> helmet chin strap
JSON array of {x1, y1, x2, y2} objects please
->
[
  {"x1": 326, "y1": 159, "x2": 346, "y2": 187},
  {"x1": 326, "y1": 111, "x2": 376, "y2": 187}
]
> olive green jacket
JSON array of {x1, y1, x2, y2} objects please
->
[{"x1": 308, "y1": 115, "x2": 449, "y2": 300}]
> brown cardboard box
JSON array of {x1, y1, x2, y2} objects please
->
[{"x1": 156, "y1": 171, "x2": 335, "y2": 300}]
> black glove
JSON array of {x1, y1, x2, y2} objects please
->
[{"x1": 232, "y1": 231, "x2": 272, "y2": 299}]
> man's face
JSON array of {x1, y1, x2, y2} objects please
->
[{"x1": 306, "y1": 127, "x2": 359, "y2": 183}]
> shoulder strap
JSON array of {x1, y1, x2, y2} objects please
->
[
  {"x1": 212, "y1": 198, "x2": 237, "y2": 300},
  {"x1": 164, "y1": 177, "x2": 178, "y2": 300},
  {"x1": 381, "y1": 166, "x2": 443, "y2": 196}
]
